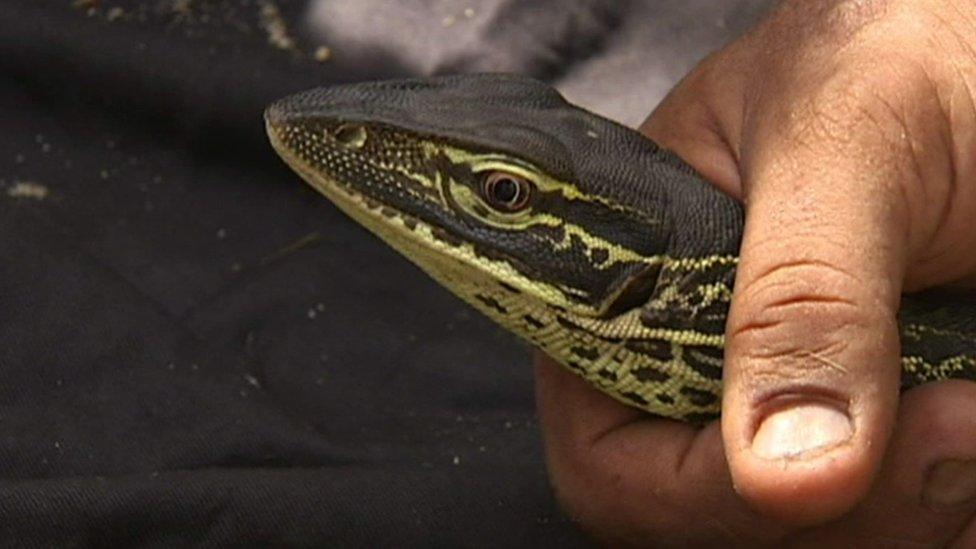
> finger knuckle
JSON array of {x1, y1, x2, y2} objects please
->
[
  {"x1": 728, "y1": 258, "x2": 876, "y2": 387},
  {"x1": 906, "y1": 381, "x2": 976, "y2": 447}
]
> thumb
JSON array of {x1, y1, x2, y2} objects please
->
[{"x1": 721, "y1": 75, "x2": 932, "y2": 525}]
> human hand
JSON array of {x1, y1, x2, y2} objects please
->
[{"x1": 538, "y1": 0, "x2": 976, "y2": 544}]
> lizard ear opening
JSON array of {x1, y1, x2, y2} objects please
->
[{"x1": 599, "y1": 263, "x2": 662, "y2": 319}]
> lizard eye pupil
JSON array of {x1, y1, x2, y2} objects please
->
[
  {"x1": 483, "y1": 172, "x2": 531, "y2": 212},
  {"x1": 494, "y1": 179, "x2": 519, "y2": 202}
]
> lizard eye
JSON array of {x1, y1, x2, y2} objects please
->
[{"x1": 482, "y1": 172, "x2": 532, "y2": 212}]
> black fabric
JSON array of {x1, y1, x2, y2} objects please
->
[{"x1": 0, "y1": 1, "x2": 768, "y2": 545}]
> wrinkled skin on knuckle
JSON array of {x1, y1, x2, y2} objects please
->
[
  {"x1": 731, "y1": 257, "x2": 868, "y2": 334},
  {"x1": 727, "y1": 259, "x2": 889, "y2": 396},
  {"x1": 733, "y1": 328, "x2": 856, "y2": 400}
]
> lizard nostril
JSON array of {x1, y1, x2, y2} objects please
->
[{"x1": 333, "y1": 124, "x2": 368, "y2": 149}]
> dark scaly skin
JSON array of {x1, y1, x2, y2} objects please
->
[{"x1": 264, "y1": 73, "x2": 976, "y2": 422}]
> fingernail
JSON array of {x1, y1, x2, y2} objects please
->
[
  {"x1": 923, "y1": 459, "x2": 976, "y2": 510},
  {"x1": 752, "y1": 402, "x2": 853, "y2": 460}
]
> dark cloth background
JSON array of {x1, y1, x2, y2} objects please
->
[{"x1": 0, "y1": 1, "x2": 769, "y2": 545}]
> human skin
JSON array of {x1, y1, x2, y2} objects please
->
[{"x1": 536, "y1": 0, "x2": 976, "y2": 545}]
